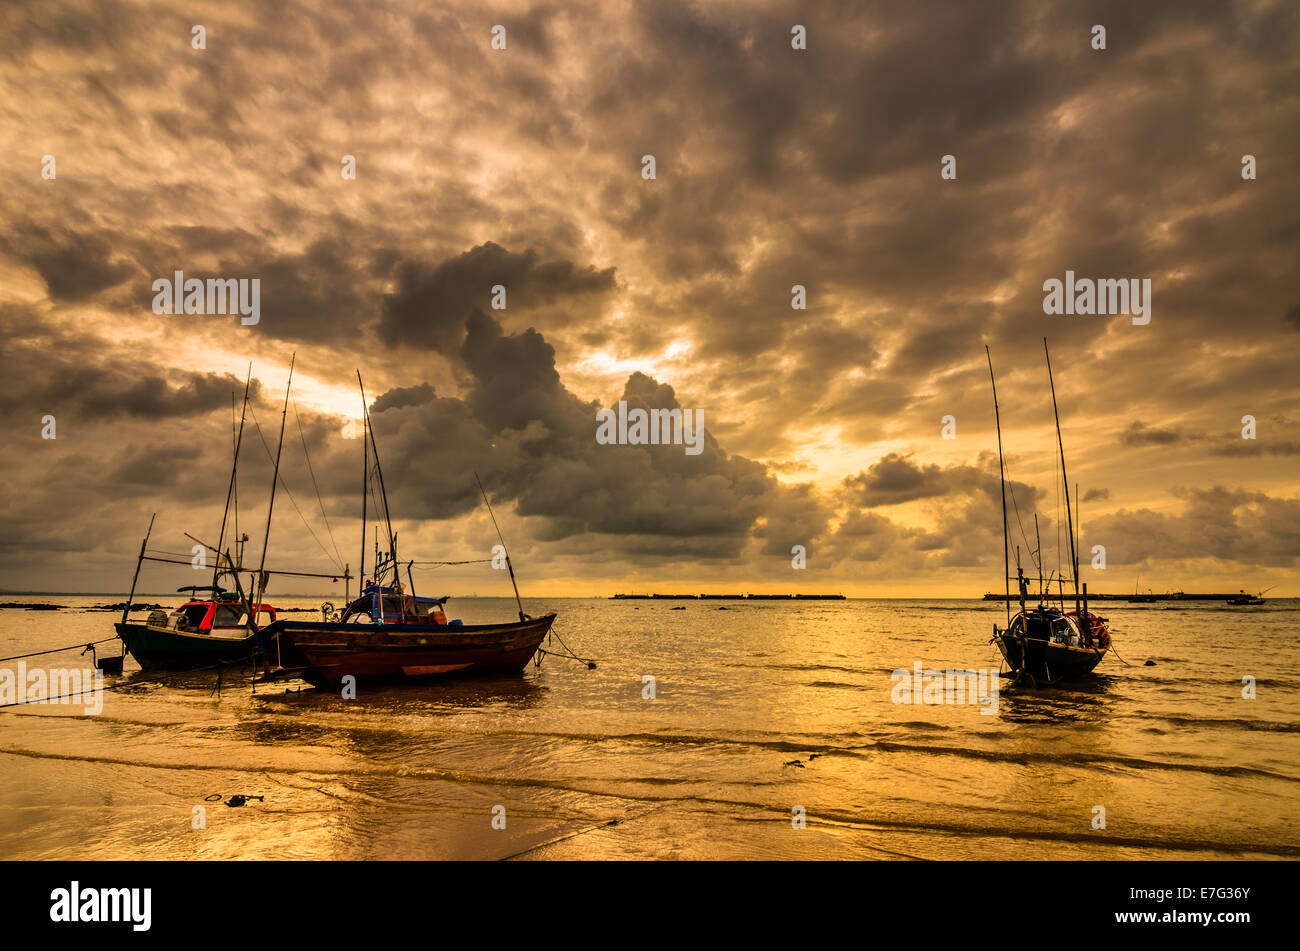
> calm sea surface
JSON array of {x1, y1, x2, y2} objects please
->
[{"x1": 1, "y1": 596, "x2": 1297, "y2": 860}]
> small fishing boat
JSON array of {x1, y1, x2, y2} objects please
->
[
  {"x1": 1128, "y1": 579, "x2": 1157, "y2": 603},
  {"x1": 1226, "y1": 588, "x2": 1270, "y2": 606},
  {"x1": 114, "y1": 363, "x2": 558, "y2": 686},
  {"x1": 263, "y1": 371, "x2": 557, "y2": 688},
  {"x1": 116, "y1": 586, "x2": 277, "y2": 671},
  {"x1": 266, "y1": 585, "x2": 555, "y2": 688},
  {"x1": 114, "y1": 359, "x2": 348, "y2": 672},
  {"x1": 985, "y1": 341, "x2": 1113, "y2": 686},
  {"x1": 993, "y1": 601, "x2": 1111, "y2": 685}
]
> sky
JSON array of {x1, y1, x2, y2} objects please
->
[{"x1": 1, "y1": 0, "x2": 1297, "y2": 598}]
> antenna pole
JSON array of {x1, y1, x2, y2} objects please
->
[
  {"x1": 1044, "y1": 339, "x2": 1081, "y2": 619},
  {"x1": 475, "y1": 471, "x2": 525, "y2": 622},
  {"x1": 985, "y1": 346, "x2": 1012, "y2": 625}
]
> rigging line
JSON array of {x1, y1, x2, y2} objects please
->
[
  {"x1": 246, "y1": 405, "x2": 344, "y2": 572},
  {"x1": 1002, "y1": 468, "x2": 1037, "y2": 570},
  {"x1": 139, "y1": 554, "x2": 342, "y2": 579},
  {"x1": 365, "y1": 451, "x2": 395, "y2": 545},
  {"x1": 232, "y1": 390, "x2": 239, "y2": 566},
  {"x1": 1055, "y1": 440, "x2": 1062, "y2": 589},
  {"x1": 214, "y1": 367, "x2": 251, "y2": 590},
  {"x1": 367, "y1": 480, "x2": 389, "y2": 553},
  {"x1": 990, "y1": 405, "x2": 1036, "y2": 568},
  {"x1": 290, "y1": 393, "x2": 345, "y2": 570},
  {"x1": 367, "y1": 461, "x2": 388, "y2": 524},
  {"x1": 408, "y1": 559, "x2": 495, "y2": 567}
]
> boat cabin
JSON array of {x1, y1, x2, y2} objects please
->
[
  {"x1": 147, "y1": 588, "x2": 276, "y2": 639},
  {"x1": 340, "y1": 585, "x2": 456, "y2": 626},
  {"x1": 1007, "y1": 607, "x2": 1108, "y2": 650}
]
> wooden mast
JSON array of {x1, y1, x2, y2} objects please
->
[
  {"x1": 357, "y1": 371, "x2": 397, "y2": 591},
  {"x1": 986, "y1": 346, "x2": 1012, "y2": 626},
  {"x1": 476, "y1": 471, "x2": 526, "y2": 622},
  {"x1": 120, "y1": 513, "x2": 156, "y2": 626},
  {"x1": 212, "y1": 364, "x2": 252, "y2": 594},
  {"x1": 1044, "y1": 339, "x2": 1081, "y2": 619},
  {"x1": 1034, "y1": 513, "x2": 1043, "y2": 601},
  {"x1": 358, "y1": 374, "x2": 368, "y2": 593},
  {"x1": 254, "y1": 354, "x2": 295, "y2": 614}
]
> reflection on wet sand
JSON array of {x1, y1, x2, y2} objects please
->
[{"x1": 1, "y1": 597, "x2": 1298, "y2": 859}]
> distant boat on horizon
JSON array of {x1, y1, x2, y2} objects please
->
[{"x1": 1226, "y1": 587, "x2": 1273, "y2": 606}]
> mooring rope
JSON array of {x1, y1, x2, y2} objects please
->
[
  {"x1": 0, "y1": 652, "x2": 257, "y2": 710},
  {"x1": 535, "y1": 621, "x2": 597, "y2": 669},
  {"x1": 1107, "y1": 640, "x2": 1136, "y2": 667},
  {"x1": 0, "y1": 636, "x2": 119, "y2": 664}
]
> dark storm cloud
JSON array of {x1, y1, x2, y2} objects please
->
[
  {"x1": 365, "y1": 311, "x2": 783, "y2": 557},
  {"x1": 370, "y1": 383, "x2": 436, "y2": 413},
  {"x1": 823, "y1": 450, "x2": 1050, "y2": 571},
  {"x1": 1089, "y1": 486, "x2": 1300, "y2": 568},
  {"x1": 752, "y1": 482, "x2": 832, "y2": 558},
  {"x1": 1209, "y1": 439, "x2": 1300, "y2": 457},
  {"x1": 842, "y1": 453, "x2": 1034, "y2": 509},
  {"x1": 0, "y1": 328, "x2": 263, "y2": 422},
  {"x1": 184, "y1": 237, "x2": 371, "y2": 345},
  {"x1": 13, "y1": 227, "x2": 134, "y2": 301},
  {"x1": 1120, "y1": 422, "x2": 1184, "y2": 446},
  {"x1": 380, "y1": 243, "x2": 617, "y2": 353},
  {"x1": 1, "y1": 0, "x2": 1296, "y2": 591}
]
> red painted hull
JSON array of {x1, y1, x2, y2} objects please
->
[{"x1": 266, "y1": 612, "x2": 556, "y2": 688}]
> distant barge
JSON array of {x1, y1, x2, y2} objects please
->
[{"x1": 611, "y1": 593, "x2": 846, "y2": 600}]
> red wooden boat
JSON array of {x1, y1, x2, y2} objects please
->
[
  {"x1": 267, "y1": 596, "x2": 556, "y2": 688},
  {"x1": 261, "y1": 370, "x2": 558, "y2": 689}
]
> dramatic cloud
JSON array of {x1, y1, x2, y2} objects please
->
[
  {"x1": 0, "y1": 0, "x2": 1296, "y2": 594},
  {"x1": 381, "y1": 243, "x2": 617, "y2": 353}
]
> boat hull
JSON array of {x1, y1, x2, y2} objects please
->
[
  {"x1": 115, "y1": 622, "x2": 257, "y2": 671},
  {"x1": 267, "y1": 612, "x2": 557, "y2": 688},
  {"x1": 993, "y1": 633, "x2": 1106, "y2": 686}
]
